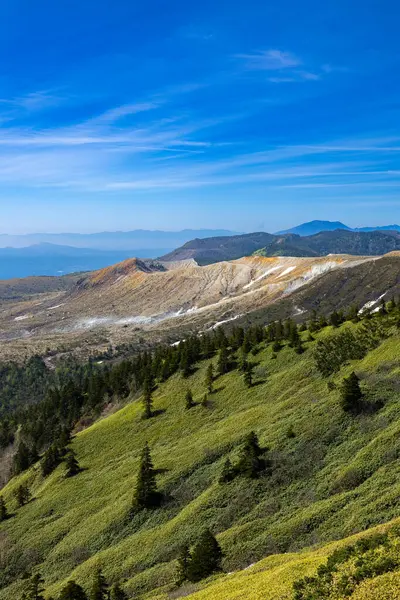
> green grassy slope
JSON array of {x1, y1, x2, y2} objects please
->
[{"x1": 2, "y1": 322, "x2": 400, "y2": 599}]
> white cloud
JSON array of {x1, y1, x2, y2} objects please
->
[{"x1": 236, "y1": 49, "x2": 301, "y2": 70}]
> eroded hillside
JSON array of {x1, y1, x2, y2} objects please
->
[{"x1": 0, "y1": 252, "x2": 393, "y2": 360}]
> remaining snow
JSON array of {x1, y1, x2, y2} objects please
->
[
  {"x1": 284, "y1": 261, "x2": 339, "y2": 294},
  {"x1": 14, "y1": 315, "x2": 29, "y2": 321},
  {"x1": 359, "y1": 293, "x2": 386, "y2": 314},
  {"x1": 243, "y1": 265, "x2": 282, "y2": 289},
  {"x1": 48, "y1": 303, "x2": 64, "y2": 310},
  {"x1": 277, "y1": 266, "x2": 296, "y2": 278},
  {"x1": 207, "y1": 314, "x2": 243, "y2": 330}
]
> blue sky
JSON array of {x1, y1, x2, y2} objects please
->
[{"x1": 0, "y1": 0, "x2": 399, "y2": 233}]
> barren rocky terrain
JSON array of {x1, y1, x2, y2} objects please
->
[{"x1": 1, "y1": 252, "x2": 397, "y2": 361}]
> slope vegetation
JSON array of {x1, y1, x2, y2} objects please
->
[
  {"x1": 2, "y1": 311, "x2": 400, "y2": 599},
  {"x1": 161, "y1": 230, "x2": 400, "y2": 264}
]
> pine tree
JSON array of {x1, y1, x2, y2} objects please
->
[
  {"x1": 238, "y1": 346, "x2": 248, "y2": 372},
  {"x1": 185, "y1": 389, "x2": 195, "y2": 409},
  {"x1": 90, "y1": 569, "x2": 108, "y2": 600},
  {"x1": 176, "y1": 544, "x2": 191, "y2": 585},
  {"x1": 205, "y1": 363, "x2": 214, "y2": 393},
  {"x1": 142, "y1": 377, "x2": 153, "y2": 419},
  {"x1": 41, "y1": 444, "x2": 61, "y2": 477},
  {"x1": 59, "y1": 581, "x2": 88, "y2": 600},
  {"x1": 340, "y1": 371, "x2": 364, "y2": 414},
  {"x1": 132, "y1": 442, "x2": 161, "y2": 510},
  {"x1": 13, "y1": 440, "x2": 31, "y2": 474},
  {"x1": 110, "y1": 583, "x2": 127, "y2": 600},
  {"x1": 236, "y1": 431, "x2": 265, "y2": 478},
  {"x1": 243, "y1": 362, "x2": 253, "y2": 388},
  {"x1": 186, "y1": 530, "x2": 223, "y2": 582},
  {"x1": 0, "y1": 497, "x2": 8, "y2": 521},
  {"x1": 217, "y1": 345, "x2": 229, "y2": 376},
  {"x1": 15, "y1": 484, "x2": 31, "y2": 507},
  {"x1": 23, "y1": 573, "x2": 45, "y2": 600},
  {"x1": 219, "y1": 457, "x2": 235, "y2": 483},
  {"x1": 65, "y1": 450, "x2": 81, "y2": 477}
]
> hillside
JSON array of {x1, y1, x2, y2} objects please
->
[
  {"x1": 2, "y1": 308, "x2": 400, "y2": 599},
  {"x1": 161, "y1": 230, "x2": 400, "y2": 264},
  {"x1": 0, "y1": 253, "x2": 385, "y2": 360},
  {"x1": 2, "y1": 252, "x2": 400, "y2": 362}
]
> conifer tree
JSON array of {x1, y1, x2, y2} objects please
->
[
  {"x1": 243, "y1": 362, "x2": 253, "y2": 388},
  {"x1": 110, "y1": 583, "x2": 127, "y2": 600},
  {"x1": 219, "y1": 457, "x2": 235, "y2": 483},
  {"x1": 59, "y1": 581, "x2": 88, "y2": 600},
  {"x1": 15, "y1": 484, "x2": 31, "y2": 507},
  {"x1": 340, "y1": 371, "x2": 364, "y2": 414},
  {"x1": 132, "y1": 442, "x2": 161, "y2": 510},
  {"x1": 205, "y1": 363, "x2": 214, "y2": 393},
  {"x1": 176, "y1": 544, "x2": 191, "y2": 585},
  {"x1": 90, "y1": 569, "x2": 108, "y2": 600},
  {"x1": 142, "y1": 378, "x2": 153, "y2": 419},
  {"x1": 23, "y1": 573, "x2": 45, "y2": 600},
  {"x1": 185, "y1": 389, "x2": 195, "y2": 409},
  {"x1": 217, "y1": 345, "x2": 229, "y2": 376},
  {"x1": 65, "y1": 450, "x2": 80, "y2": 477},
  {"x1": 13, "y1": 440, "x2": 31, "y2": 474},
  {"x1": 41, "y1": 444, "x2": 61, "y2": 477},
  {"x1": 0, "y1": 497, "x2": 8, "y2": 521},
  {"x1": 238, "y1": 346, "x2": 248, "y2": 372},
  {"x1": 236, "y1": 431, "x2": 265, "y2": 478},
  {"x1": 186, "y1": 530, "x2": 223, "y2": 582}
]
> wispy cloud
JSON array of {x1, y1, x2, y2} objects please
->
[
  {"x1": 235, "y1": 48, "x2": 322, "y2": 83},
  {"x1": 236, "y1": 49, "x2": 301, "y2": 70}
]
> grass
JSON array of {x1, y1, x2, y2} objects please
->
[{"x1": 2, "y1": 322, "x2": 400, "y2": 599}]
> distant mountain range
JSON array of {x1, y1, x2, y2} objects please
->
[
  {"x1": 0, "y1": 229, "x2": 239, "y2": 250},
  {"x1": 161, "y1": 229, "x2": 400, "y2": 264},
  {"x1": 276, "y1": 220, "x2": 400, "y2": 236}
]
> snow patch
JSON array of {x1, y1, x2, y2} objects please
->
[
  {"x1": 276, "y1": 266, "x2": 296, "y2": 278},
  {"x1": 14, "y1": 315, "x2": 29, "y2": 321},
  {"x1": 359, "y1": 293, "x2": 387, "y2": 314},
  {"x1": 48, "y1": 303, "x2": 64, "y2": 310},
  {"x1": 207, "y1": 314, "x2": 243, "y2": 330},
  {"x1": 243, "y1": 265, "x2": 282, "y2": 289}
]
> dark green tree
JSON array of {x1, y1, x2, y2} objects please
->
[
  {"x1": 13, "y1": 440, "x2": 31, "y2": 474},
  {"x1": 142, "y1": 378, "x2": 153, "y2": 419},
  {"x1": 23, "y1": 573, "x2": 45, "y2": 600},
  {"x1": 41, "y1": 444, "x2": 61, "y2": 477},
  {"x1": 217, "y1": 345, "x2": 229, "y2": 376},
  {"x1": 340, "y1": 372, "x2": 364, "y2": 414},
  {"x1": 219, "y1": 457, "x2": 235, "y2": 483},
  {"x1": 176, "y1": 544, "x2": 191, "y2": 585},
  {"x1": 65, "y1": 450, "x2": 81, "y2": 477},
  {"x1": 0, "y1": 497, "x2": 8, "y2": 521},
  {"x1": 132, "y1": 442, "x2": 161, "y2": 510},
  {"x1": 205, "y1": 363, "x2": 214, "y2": 393},
  {"x1": 185, "y1": 389, "x2": 195, "y2": 410},
  {"x1": 90, "y1": 569, "x2": 108, "y2": 600},
  {"x1": 59, "y1": 581, "x2": 88, "y2": 600},
  {"x1": 186, "y1": 530, "x2": 223, "y2": 582},
  {"x1": 243, "y1": 362, "x2": 253, "y2": 388},
  {"x1": 109, "y1": 583, "x2": 127, "y2": 600},
  {"x1": 236, "y1": 431, "x2": 265, "y2": 478},
  {"x1": 15, "y1": 484, "x2": 31, "y2": 507},
  {"x1": 238, "y1": 346, "x2": 248, "y2": 372}
]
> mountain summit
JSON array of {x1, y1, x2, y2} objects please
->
[{"x1": 276, "y1": 220, "x2": 351, "y2": 236}]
